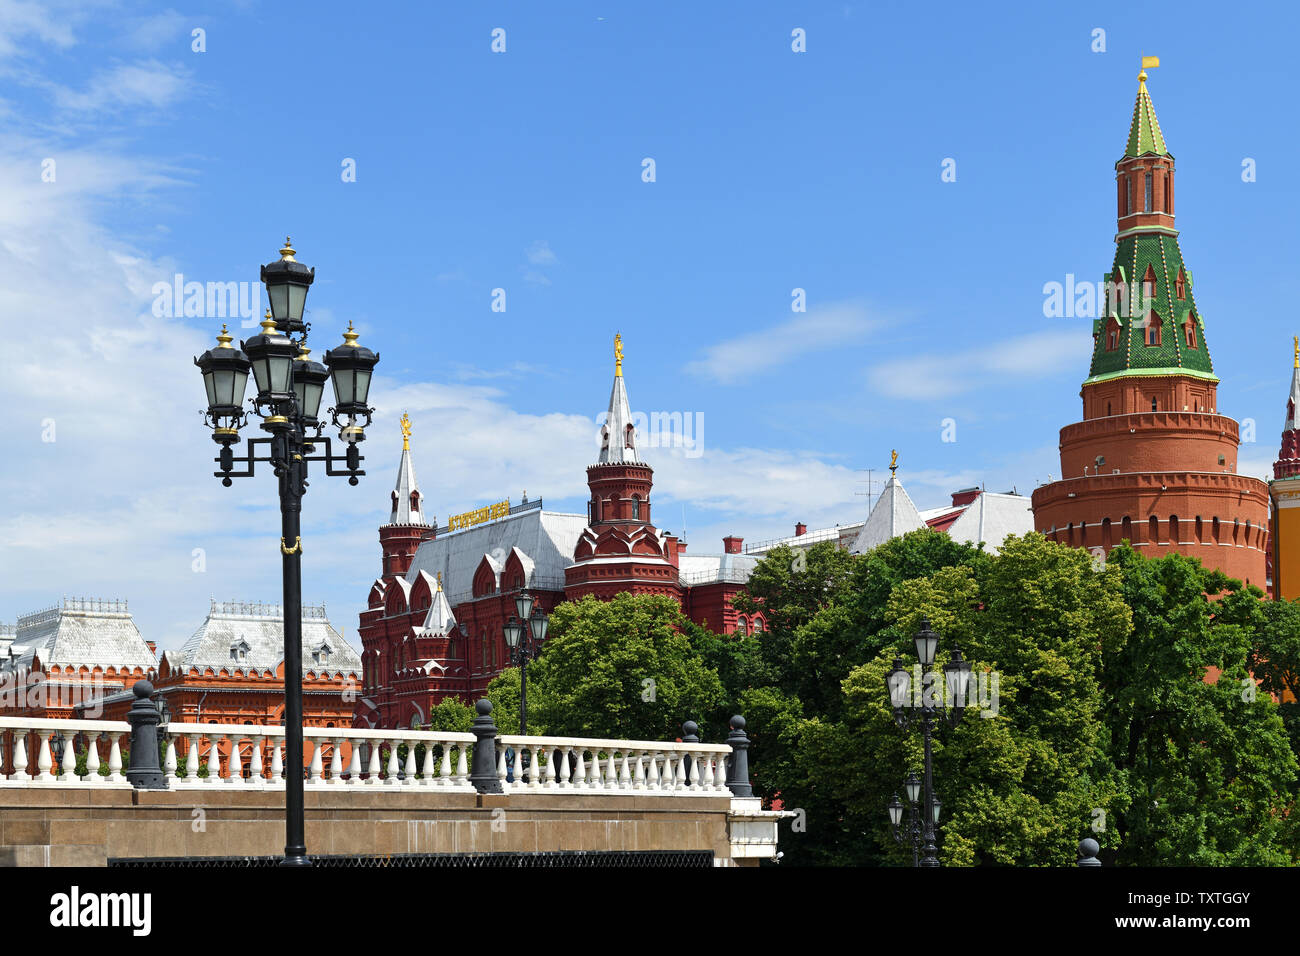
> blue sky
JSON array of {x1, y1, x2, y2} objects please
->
[{"x1": 3, "y1": 0, "x2": 1299, "y2": 649}]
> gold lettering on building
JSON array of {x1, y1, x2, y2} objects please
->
[{"x1": 446, "y1": 499, "x2": 511, "y2": 531}]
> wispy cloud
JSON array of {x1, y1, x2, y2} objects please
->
[
  {"x1": 686, "y1": 302, "x2": 879, "y2": 385},
  {"x1": 49, "y1": 58, "x2": 192, "y2": 112},
  {"x1": 867, "y1": 329, "x2": 1090, "y2": 400},
  {"x1": 521, "y1": 240, "x2": 557, "y2": 285}
]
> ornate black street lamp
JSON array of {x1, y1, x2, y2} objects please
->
[
  {"x1": 502, "y1": 590, "x2": 548, "y2": 738},
  {"x1": 194, "y1": 238, "x2": 379, "y2": 867},
  {"x1": 885, "y1": 617, "x2": 972, "y2": 867}
]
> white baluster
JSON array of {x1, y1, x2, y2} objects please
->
[
  {"x1": 688, "y1": 753, "x2": 700, "y2": 791},
  {"x1": 329, "y1": 739, "x2": 343, "y2": 785},
  {"x1": 271, "y1": 737, "x2": 284, "y2": 785},
  {"x1": 715, "y1": 752, "x2": 727, "y2": 789},
  {"x1": 571, "y1": 748, "x2": 586, "y2": 790},
  {"x1": 435, "y1": 743, "x2": 451, "y2": 787},
  {"x1": 107, "y1": 735, "x2": 123, "y2": 784},
  {"x1": 385, "y1": 738, "x2": 401, "y2": 785},
  {"x1": 184, "y1": 734, "x2": 199, "y2": 785},
  {"x1": 558, "y1": 747, "x2": 572, "y2": 789},
  {"x1": 309, "y1": 741, "x2": 323, "y2": 785},
  {"x1": 633, "y1": 753, "x2": 646, "y2": 790},
  {"x1": 60, "y1": 736, "x2": 77, "y2": 781},
  {"x1": 228, "y1": 739, "x2": 244, "y2": 784},
  {"x1": 455, "y1": 745, "x2": 468, "y2": 785},
  {"x1": 248, "y1": 734, "x2": 264, "y2": 785},
  {"x1": 88, "y1": 733, "x2": 104, "y2": 786},
  {"x1": 36, "y1": 732, "x2": 53, "y2": 782},
  {"x1": 366, "y1": 740, "x2": 381, "y2": 784},
  {"x1": 346, "y1": 740, "x2": 362, "y2": 785},
  {"x1": 160, "y1": 735, "x2": 174, "y2": 787},
  {"x1": 206, "y1": 736, "x2": 221, "y2": 782},
  {"x1": 585, "y1": 750, "x2": 599, "y2": 789},
  {"x1": 403, "y1": 739, "x2": 418, "y2": 787},
  {"x1": 618, "y1": 753, "x2": 630, "y2": 790},
  {"x1": 604, "y1": 753, "x2": 616, "y2": 792},
  {"x1": 419, "y1": 741, "x2": 435, "y2": 786},
  {"x1": 544, "y1": 748, "x2": 558, "y2": 789},
  {"x1": 12, "y1": 732, "x2": 30, "y2": 782},
  {"x1": 497, "y1": 744, "x2": 508, "y2": 790}
]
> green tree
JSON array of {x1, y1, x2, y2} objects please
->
[
  {"x1": 422, "y1": 697, "x2": 475, "y2": 734},
  {"x1": 527, "y1": 593, "x2": 724, "y2": 741},
  {"x1": 1102, "y1": 545, "x2": 1297, "y2": 864}
]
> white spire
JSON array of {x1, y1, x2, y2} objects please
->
[
  {"x1": 389, "y1": 412, "x2": 427, "y2": 526},
  {"x1": 849, "y1": 466, "x2": 926, "y2": 554},
  {"x1": 599, "y1": 333, "x2": 639, "y2": 464},
  {"x1": 419, "y1": 578, "x2": 457, "y2": 637}
]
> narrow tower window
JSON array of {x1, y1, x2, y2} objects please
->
[
  {"x1": 632, "y1": 495, "x2": 641, "y2": 519},
  {"x1": 1126, "y1": 177, "x2": 1132, "y2": 214},
  {"x1": 1144, "y1": 172, "x2": 1153, "y2": 212}
]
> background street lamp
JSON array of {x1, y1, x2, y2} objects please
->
[
  {"x1": 502, "y1": 590, "x2": 548, "y2": 781},
  {"x1": 194, "y1": 237, "x2": 378, "y2": 867},
  {"x1": 888, "y1": 773, "x2": 924, "y2": 867},
  {"x1": 885, "y1": 617, "x2": 972, "y2": 867}
]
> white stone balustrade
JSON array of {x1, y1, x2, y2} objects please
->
[
  {"x1": 0, "y1": 717, "x2": 735, "y2": 798},
  {"x1": 0, "y1": 717, "x2": 131, "y2": 788},
  {"x1": 494, "y1": 734, "x2": 731, "y2": 795}
]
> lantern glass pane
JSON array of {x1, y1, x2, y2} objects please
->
[
  {"x1": 268, "y1": 284, "x2": 289, "y2": 321},
  {"x1": 905, "y1": 778, "x2": 921, "y2": 803},
  {"x1": 251, "y1": 356, "x2": 271, "y2": 395},
  {"x1": 888, "y1": 802, "x2": 903, "y2": 826},
  {"x1": 232, "y1": 369, "x2": 249, "y2": 406},
  {"x1": 212, "y1": 369, "x2": 235, "y2": 407},
  {"x1": 302, "y1": 381, "x2": 324, "y2": 420},
  {"x1": 268, "y1": 355, "x2": 292, "y2": 394},
  {"x1": 203, "y1": 370, "x2": 217, "y2": 408},
  {"x1": 530, "y1": 613, "x2": 548, "y2": 643},
  {"x1": 887, "y1": 669, "x2": 910, "y2": 709},
  {"x1": 332, "y1": 368, "x2": 355, "y2": 405},
  {"x1": 515, "y1": 592, "x2": 533, "y2": 620},
  {"x1": 353, "y1": 368, "x2": 372, "y2": 405},
  {"x1": 288, "y1": 284, "x2": 307, "y2": 322}
]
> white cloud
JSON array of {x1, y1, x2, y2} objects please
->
[
  {"x1": 686, "y1": 302, "x2": 878, "y2": 384},
  {"x1": 50, "y1": 59, "x2": 192, "y2": 112},
  {"x1": 525, "y1": 240, "x2": 557, "y2": 266},
  {"x1": 0, "y1": 0, "x2": 77, "y2": 60},
  {"x1": 867, "y1": 329, "x2": 1091, "y2": 400}
]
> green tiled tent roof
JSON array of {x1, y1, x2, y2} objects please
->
[
  {"x1": 1085, "y1": 233, "x2": 1215, "y2": 384},
  {"x1": 1124, "y1": 74, "x2": 1169, "y2": 157}
]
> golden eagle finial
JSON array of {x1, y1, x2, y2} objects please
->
[
  {"x1": 400, "y1": 412, "x2": 412, "y2": 451},
  {"x1": 614, "y1": 332, "x2": 624, "y2": 377},
  {"x1": 890, "y1": 449, "x2": 898, "y2": 474}
]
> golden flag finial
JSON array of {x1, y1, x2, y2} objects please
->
[
  {"x1": 1139, "y1": 54, "x2": 1159, "y2": 83},
  {"x1": 890, "y1": 449, "x2": 898, "y2": 474},
  {"x1": 614, "y1": 332, "x2": 624, "y2": 377},
  {"x1": 400, "y1": 412, "x2": 412, "y2": 450}
]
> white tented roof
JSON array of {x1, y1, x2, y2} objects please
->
[
  {"x1": 946, "y1": 493, "x2": 1034, "y2": 553},
  {"x1": 849, "y1": 473, "x2": 927, "y2": 554}
]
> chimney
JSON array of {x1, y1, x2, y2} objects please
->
[
  {"x1": 795, "y1": 522, "x2": 807, "y2": 537},
  {"x1": 664, "y1": 533, "x2": 680, "y2": 568},
  {"x1": 723, "y1": 535, "x2": 744, "y2": 554},
  {"x1": 951, "y1": 488, "x2": 981, "y2": 508}
]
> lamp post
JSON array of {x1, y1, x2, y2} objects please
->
[
  {"x1": 885, "y1": 617, "x2": 972, "y2": 867},
  {"x1": 502, "y1": 590, "x2": 549, "y2": 737},
  {"x1": 193, "y1": 238, "x2": 379, "y2": 868}
]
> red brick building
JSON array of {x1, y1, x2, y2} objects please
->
[
  {"x1": 1032, "y1": 69, "x2": 1269, "y2": 586},
  {"x1": 356, "y1": 341, "x2": 763, "y2": 730}
]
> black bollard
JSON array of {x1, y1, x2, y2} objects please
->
[
  {"x1": 470, "y1": 698, "x2": 503, "y2": 794},
  {"x1": 725, "y1": 715, "x2": 753, "y2": 798},
  {"x1": 125, "y1": 680, "x2": 166, "y2": 790}
]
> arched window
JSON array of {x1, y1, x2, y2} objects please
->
[
  {"x1": 1102, "y1": 517, "x2": 1112, "y2": 549},
  {"x1": 624, "y1": 424, "x2": 635, "y2": 449},
  {"x1": 1145, "y1": 312, "x2": 1161, "y2": 347},
  {"x1": 1121, "y1": 516, "x2": 1133, "y2": 543},
  {"x1": 1151, "y1": 396, "x2": 1158, "y2": 412},
  {"x1": 737, "y1": 616, "x2": 749, "y2": 636},
  {"x1": 631, "y1": 495, "x2": 641, "y2": 519},
  {"x1": 1144, "y1": 172, "x2": 1153, "y2": 212},
  {"x1": 1174, "y1": 269, "x2": 1186, "y2": 299},
  {"x1": 1213, "y1": 516, "x2": 1221, "y2": 544},
  {"x1": 1107, "y1": 401, "x2": 1112, "y2": 416},
  {"x1": 1126, "y1": 177, "x2": 1132, "y2": 214},
  {"x1": 1142, "y1": 264, "x2": 1157, "y2": 303},
  {"x1": 1149, "y1": 515, "x2": 1160, "y2": 543},
  {"x1": 1185, "y1": 313, "x2": 1198, "y2": 348},
  {"x1": 752, "y1": 617, "x2": 764, "y2": 634},
  {"x1": 1195, "y1": 516, "x2": 1204, "y2": 545},
  {"x1": 1169, "y1": 515, "x2": 1180, "y2": 543},
  {"x1": 410, "y1": 491, "x2": 420, "y2": 513}
]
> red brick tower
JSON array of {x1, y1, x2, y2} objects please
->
[
  {"x1": 378, "y1": 413, "x2": 431, "y2": 578},
  {"x1": 1033, "y1": 67, "x2": 1269, "y2": 586},
  {"x1": 566, "y1": 335, "x2": 683, "y2": 599}
]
